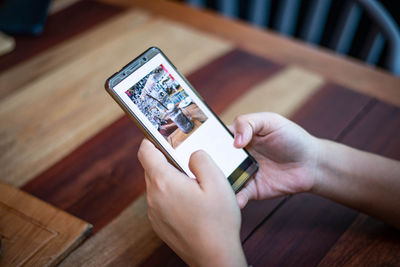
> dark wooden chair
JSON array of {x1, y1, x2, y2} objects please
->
[{"x1": 186, "y1": 0, "x2": 400, "y2": 76}]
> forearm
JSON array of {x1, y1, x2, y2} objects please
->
[
  {"x1": 312, "y1": 139, "x2": 400, "y2": 228},
  {"x1": 186, "y1": 235, "x2": 247, "y2": 267}
]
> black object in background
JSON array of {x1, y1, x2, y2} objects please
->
[{"x1": 0, "y1": 0, "x2": 52, "y2": 35}]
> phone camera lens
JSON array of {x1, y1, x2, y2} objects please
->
[
  {"x1": 143, "y1": 57, "x2": 147, "y2": 62},
  {"x1": 122, "y1": 73, "x2": 126, "y2": 76}
]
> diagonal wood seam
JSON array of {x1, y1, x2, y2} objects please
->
[
  {"x1": 58, "y1": 195, "x2": 159, "y2": 266},
  {"x1": 59, "y1": 65, "x2": 328, "y2": 265},
  {"x1": 0, "y1": 14, "x2": 233, "y2": 188},
  {"x1": 239, "y1": 97, "x2": 380, "y2": 260},
  {"x1": 0, "y1": 182, "x2": 92, "y2": 266},
  {"x1": 0, "y1": 202, "x2": 58, "y2": 266},
  {"x1": 220, "y1": 66, "x2": 325, "y2": 124}
]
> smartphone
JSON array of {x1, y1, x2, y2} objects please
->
[{"x1": 105, "y1": 47, "x2": 258, "y2": 192}]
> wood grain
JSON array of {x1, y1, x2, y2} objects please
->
[
  {"x1": 22, "y1": 48, "x2": 283, "y2": 234},
  {"x1": 0, "y1": 182, "x2": 91, "y2": 266},
  {"x1": 318, "y1": 215, "x2": 400, "y2": 266},
  {"x1": 242, "y1": 85, "x2": 374, "y2": 266},
  {"x1": 0, "y1": 10, "x2": 151, "y2": 99},
  {"x1": 4, "y1": 1, "x2": 398, "y2": 264},
  {"x1": 219, "y1": 66, "x2": 325, "y2": 242},
  {"x1": 0, "y1": 32, "x2": 15, "y2": 57},
  {"x1": 291, "y1": 83, "x2": 372, "y2": 139},
  {"x1": 319, "y1": 100, "x2": 400, "y2": 266},
  {"x1": 220, "y1": 66, "x2": 324, "y2": 124},
  {"x1": 103, "y1": 0, "x2": 400, "y2": 107},
  {"x1": 340, "y1": 100, "x2": 400, "y2": 159},
  {"x1": 243, "y1": 194, "x2": 359, "y2": 267},
  {"x1": 188, "y1": 49, "x2": 283, "y2": 114},
  {"x1": 0, "y1": 17, "x2": 232, "y2": 188},
  {"x1": 59, "y1": 195, "x2": 162, "y2": 267},
  {"x1": 37, "y1": 49, "x2": 284, "y2": 265},
  {"x1": 128, "y1": 66, "x2": 365, "y2": 266},
  {"x1": 49, "y1": 0, "x2": 82, "y2": 14},
  {"x1": 22, "y1": 116, "x2": 146, "y2": 234},
  {"x1": 0, "y1": 0, "x2": 124, "y2": 74}
]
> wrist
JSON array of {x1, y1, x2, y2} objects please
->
[
  {"x1": 190, "y1": 234, "x2": 246, "y2": 267},
  {"x1": 309, "y1": 137, "x2": 329, "y2": 195}
]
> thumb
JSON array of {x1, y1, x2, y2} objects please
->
[
  {"x1": 232, "y1": 115, "x2": 255, "y2": 148},
  {"x1": 188, "y1": 150, "x2": 227, "y2": 191},
  {"x1": 233, "y1": 112, "x2": 284, "y2": 148}
]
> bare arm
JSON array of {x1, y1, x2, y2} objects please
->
[
  {"x1": 233, "y1": 112, "x2": 400, "y2": 229},
  {"x1": 312, "y1": 139, "x2": 400, "y2": 228},
  {"x1": 137, "y1": 112, "x2": 400, "y2": 266}
]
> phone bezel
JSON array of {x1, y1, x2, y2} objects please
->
[{"x1": 105, "y1": 47, "x2": 258, "y2": 192}]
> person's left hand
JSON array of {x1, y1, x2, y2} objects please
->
[{"x1": 138, "y1": 139, "x2": 247, "y2": 267}]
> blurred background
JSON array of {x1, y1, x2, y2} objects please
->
[
  {"x1": 1, "y1": 0, "x2": 399, "y2": 75},
  {"x1": 178, "y1": 0, "x2": 400, "y2": 76}
]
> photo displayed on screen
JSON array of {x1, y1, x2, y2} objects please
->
[{"x1": 125, "y1": 64, "x2": 208, "y2": 149}]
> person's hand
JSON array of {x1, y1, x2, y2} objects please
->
[
  {"x1": 230, "y1": 112, "x2": 320, "y2": 209},
  {"x1": 138, "y1": 139, "x2": 247, "y2": 267}
]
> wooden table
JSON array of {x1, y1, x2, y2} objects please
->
[{"x1": 1, "y1": 0, "x2": 399, "y2": 266}]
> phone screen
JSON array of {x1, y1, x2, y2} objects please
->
[{"x1": 110, "y1": 50, "x2": 252, "y2": 182}]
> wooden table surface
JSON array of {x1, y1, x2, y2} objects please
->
[{"x1": 1, "y1": 0, "x2": 399, "y2": 266}]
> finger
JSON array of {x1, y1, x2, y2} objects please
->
[
  {"x1": 138, "y1": 139, "x2": 179, "y2": 181},
  {"x1": 188, "y1": 150, "x2": 226, "y2": 191},
  {"x1": 236, "y1": 179, "x2": 256, "y2": 209},
  {"x1": 236, "y1": 187, "x2": 251, "y2": 209},
  {"x1": 233, "y1": 112, "x2": 285, "y2": 148}
]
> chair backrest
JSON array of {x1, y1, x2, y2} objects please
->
[{"x1": 186, "y1": 0, "x2": 400, "y2": 76}]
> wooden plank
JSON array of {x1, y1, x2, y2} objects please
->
[
  {"x1": 220, "y1": 66, "x2": 326, "y2": 242},
  {"x1": 22, "y1": 116, "x2": 146, "y2": 234},
  {"x1": 319, "y1": 100, "x2": 400, "y2": 266},
  {"x1": 0, "y1": 10, "x2": 151, "y2": 99},
  {"x1": 242, "y1": 85, "x2": 373, "y2": 266},
  {"x1": 49, "y1": 0, "x2": 82, "y2": 14},
  {"x1": 59, "y1": 195, "x2": 163, "y2": 267},
  {"x1": 124, "y1": 70, "x2": 367, "y2": 266},
  {"x1": 291, "y1": 83, "x2": 372, "y2": 139},
  {"x1": 22, "y1": 48, "x2": 283, "y2": 234},
  {"x1": 220, "y1": 66, "x2": 324, "y2": 124},
  {"x1": 0, "y1": 32, "x2": 15, "y2": 57},
  {"x1": 138, "y1": 244, "x2": 186, "y2": 267},
  {"x1": 188, "y1": 49, "x2": 283, "y2": 114},
  {"x1": 241, "y1": 93, "x2": 400, "y2": 267},
  {"x1": 318, "y1": 215, "x2": 400, "y2": 266},
  {"x1": 0, "y1": 182, "x2": 91, "y2": 266},
  {"x1": 137, "y1": 198, "x2": 288, "y2": 267},
  {"x1": 243, "y1": 194, "x2": 358, "y2": 266},
  {"x1": 240, "y1": 198, "x2": 286, "y2": 241},
  {"x1": 340, "y1": 100, "x2": 400, "y2": 159},
  {"x1": 0, "y1": 0, "x2": 125, "y2": 74},
  {"x1": 50, "y1": 50, "x2": 285, "y2": 265},
  {"x1": 103, "y1": 0, "x2": 400, "y2": 107},
  {"x1": 0, "y1": 18, "x2": 232, "y2": 188}
]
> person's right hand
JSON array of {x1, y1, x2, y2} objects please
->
[{"x1": 230, "y1": 112, "x2": 320, "y2": 209}]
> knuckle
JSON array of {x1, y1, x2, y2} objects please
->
[
  {"x1": 147, "y1": 209, "x2": 155, "y2": 223},
  {"x1": 153, "y1": 177, "x2": 167, "y2": 193},
  {"x1": 234, "y1": 114, "x2": 247, "y2": 124},
  {"x1": 137, "y1": 147, "x2": 143, "y2": 161}
]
